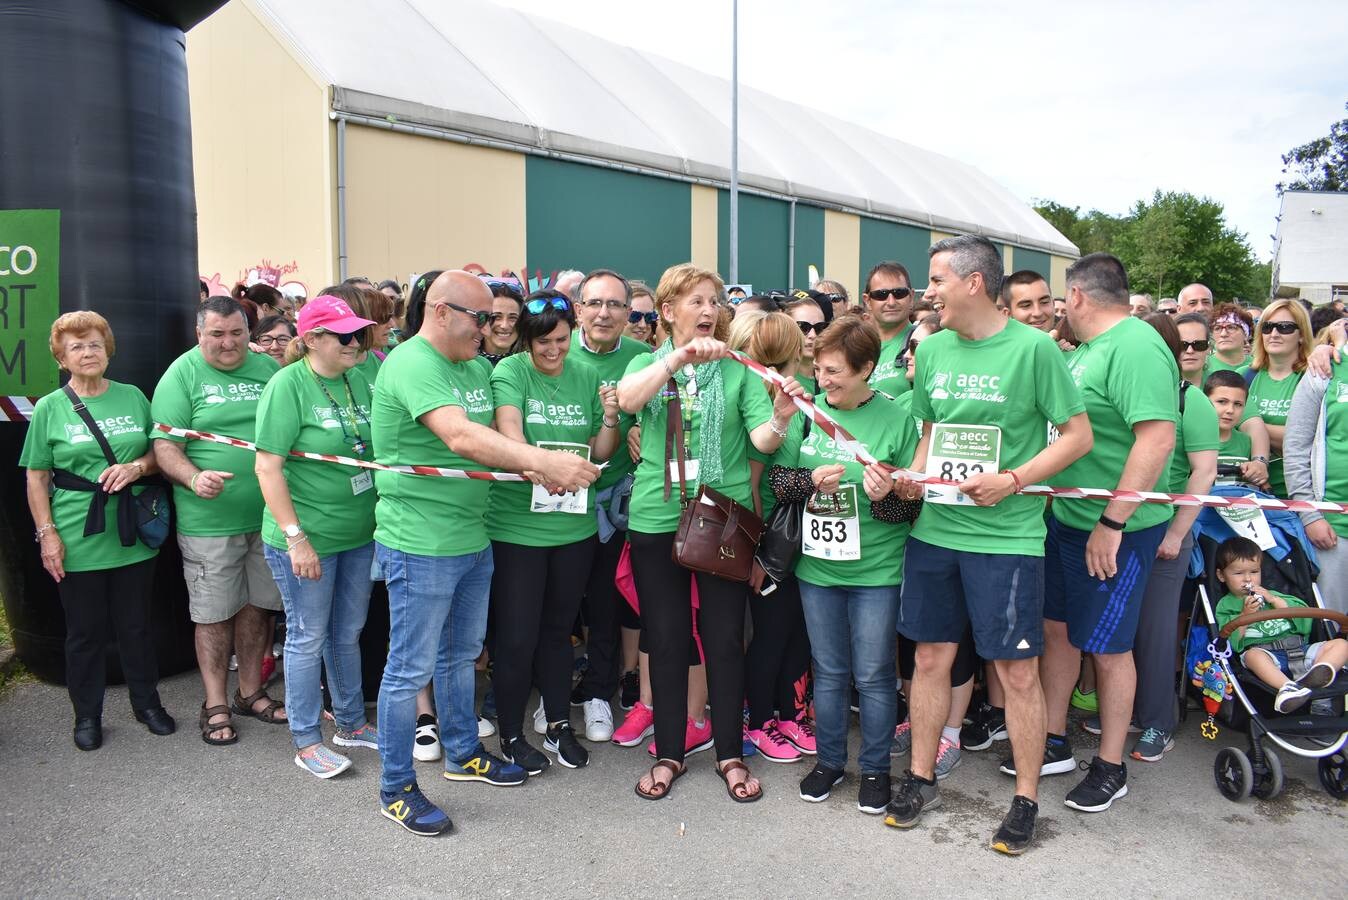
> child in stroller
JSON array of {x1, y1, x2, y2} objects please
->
[{"x1": 1213, "y1": 536, "x2": 1348, "y2": 714}]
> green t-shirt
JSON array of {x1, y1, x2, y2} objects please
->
[
  {"x1": 18, "y1": 382, "x2": 158, "y2": 573},
  {"x1": 1242, "y1": 367, "x2": 1302, "y2": 497},
  {"x1": 254, "y1": 361, "x2": 377, "y2": 556},
  {"x1": 1053, "y1": 316, "x2": 1179, "y2": 533},
  {"x1": 869, "y1": 326, "x2": 915, "y2": 398},
  {"x1": 353, "y1": 352, "x2": 382, "y2": 390},
  {"x1": 567, "y1": 334, "x2": 651, "y2": 491},
  {"x1": 626, "y1": 355, "x2": 775, "y2": 534},
  {"x1": 150, "y1": 348, "x2": 279, "y2": 536},
  {"x1": 796, "y1": 372, "x2": 818, "y2": 396},
  {"x1": 1167, "y1": 385, "x2": 1220, "y2": 494},
  {"x1": 911, "y1": 319, "x2": 1085, "y2": 556},
  {"x1": 487, "y1": 353, "x2": 602, "y2": 546},
  {"x1": 1214, "y1": 589, "x2": 1310, "y2": 654},
  {"x1": 371, "y1": 337, "x2": 495, "y2": 556},
  {"x1": 1205, "y1": 354, "x2": 1251, "y2": 379},
  {"x1": 775, "y1": 393, "x2": 917, "y2": 587},
  {"x1": 1216, "y1": 429, "x2": 1253, "y2": 485},
  {"x1": 1323, "y1": 361, "x2": 1348, "y2": 539}
]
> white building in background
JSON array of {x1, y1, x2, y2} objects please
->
[{"x1": 1273, "y1": 190, "x2": 1348, "y2": 305}]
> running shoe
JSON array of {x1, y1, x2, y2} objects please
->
[
  {"x1": 934, "y1": 737, "x2": 962, "y2": 780},
  {"x1": 612, "y1": 701, "x2": 654, "y2": 747},
  {"x1": 619, "y1": 670, "x2": 640, "y2": 711},
  {"x1": 500, "y1": 735, "x2": 549, "y2": 776},
  {"x1": 334, "y1": 722, "x2": 379, "y2": 750},
  {"x1": 294, "y1": 744, "x2": 352, "y2": 779},
  {"x1": 1274, "y1": 681, "x2": 1312, "y2": 714},
  {"x1": 890, "y1": 720, "x2": 912, "y2": 757},
  {"x1": 991, "y1": 795, "x2": 1038, "y2": 856},
  {"x1": 884, "y1": 771, "x2": 939, "y2": 828},
  {"x1": 857, "y1": 772, "x2": 891, "y2": 815},
  {"x1": 646, "y1": 717, "x2": 714, "y2": 757},
  {"x1": 1130, "y1": 728, "x2": 1175, "y2": 762},
  {"x1": 999, "y1": 736, "x2": 1075, "y2": 777},
  {"x1": 477, "y1": 716, "x2": 497, "y2": 739},
  {"x1": 582, "y1": 698, "x2": 614, "y2": 742},
  {"x1": 1298, "y1": 662, "x2": 1338, "y2": 690},
  {"x1": 747, "y1": 721, "x2": 803, "y2": 763},
  {"x1": 545, "y1": 722, "x2": 590, "y2": 769},
  {"x1": 1070, "y1": 686, "x2": 1098, "y2": 713},
  {"x1": 443, "y1": 744, "x2": 527, "y2": 786},
  {"x1": 798, "y1": 763, "x2": 844, "y2": 802},
  {"x1": 533, "y1": 698, "x2": 548, "y2": 735},
  {"x1": 1064, "y1": 757, "x2": 1128, "y2": 812},
  {"x1": 380, "y1": 783, "x2": 452, "y2": 836},
  {"x1": 776, "y1": 715, "x2": 817, "y2": 755},
  {"x1": 414, "y1": 714, "x2": 441, "y2": 762},
  {"x1": 961, "y1": 703, "x2": 1007, "y2": 752}
]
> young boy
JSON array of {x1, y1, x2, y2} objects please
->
[
  {"x1": 1205, "y1": 370, "x2": 1265, "y2": 488},
  {"x1": 1212, "y1": 536, "x2": 1348, "y2": 713}
]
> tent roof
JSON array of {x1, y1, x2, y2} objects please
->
[{"x1": 251, "y1": 0, "x2": 1077, "y2": 256}]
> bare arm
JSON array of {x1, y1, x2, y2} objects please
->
[
  {"x1": 422, "y1": 405, "x2": 599, "y2": 492},
  {"x1": 1085, "y1": 418, "x2": 1175, "y2": 580},
  {"x1": 26, "y1": 469, "x2": 64, "y2": 582},
  {"x1": 618, "y1": 354, "x2": 678, "y2": 414},
  {"x1": 256, "y1": 450, "x2": 321, "y2": 579},
  {"x1": 959, "y1": 411, "x2": 1093, "y2": 507},
  {"x1": 1240, "y1": 416, "x2": 1271, "y2": 459},
  {"x1": 154, "y1": 439, "x2": 233, "y2": 499},
  {"x1": 748, "y1": 459, "x2": 765, "y2": 518},
  {"x1": 1159, "y1": 449, "x2": 1217, "y2": 558}
]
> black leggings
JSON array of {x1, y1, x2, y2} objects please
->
[
  {"x1": 746, "y1": 575, "x2": 811, "y2": 727},
  {"x1": 629, "y1": 530, "x2": 746, "y2": 763},
  {"x1": 898, "y1": 627, "x2": 978, "y2": 687},
  {"x1": 577, "y1": 531, "x2": 626, "y2": 701},
  {"x1": 490, "y1": 537, "x2": 597, "y2": 740},
  {"x1": 55, "y1": 557, "x2": 160, "y2": 719}
]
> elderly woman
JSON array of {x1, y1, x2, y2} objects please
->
[
  {"x1": 617, "y1": 263, "x2": 803, "y2": 802},
  {"x1": 20, "y1": 311, "x2": 173, "y2": 750},
  {"x1": 252, "y1": 314, "x2": 296, "y2": 365},
  {"x1": 255, "y1": 294, "x2": 379, "y2": 778}
]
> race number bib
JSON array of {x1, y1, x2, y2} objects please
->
[
  {"x1": 1217, "y1": 496, "x2": 1276, "y2": 551},
  {"x1": 925, "y1": 424, "x2": 1001, "y2": 506},
  {"x1": 802, "y1": 483, "x2": 861, "y2": 561},
  {"x1": 350, "y1": 470, "x2": 374, "y2": 495},
  {"x1": 668, "y1": 457, "x2": 700, "y2": 484},
  {"x1": 531, "y1": 441, "x2": 591, "y2": 515}
]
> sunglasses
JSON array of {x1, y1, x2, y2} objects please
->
[
  {"x1": 1261, "y1": 321, "x2": 1298, "y2": 335},
  {"x1": 907, "y1": 338, "x2": 923, "y2": 355},
  {"x1": 823, "y1": 294, "x2": 847, "y2": 304},
  {"x1": 629, "y1": 311, "x2": 659, "y2": 325},
  {"x1": 1179, "y1": 339, "x2": 1211, "y2": 352},
  {"x1": 316, "y1": 327, "x2": 367, "y2": 346},
  {"x1": 797, "y1": 321, "x2": 827, "y2": 336},
  {"x1": 438, "y1": 301, "x2": 493, "y2": 328},
  {"x1": 526, "y1": 297, "x2": 572, "y2": 315},
  {"x1": 868, "y1": 287, "x2": 912, "y2": 302}
]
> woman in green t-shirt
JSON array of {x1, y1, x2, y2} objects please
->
[
  {"x1": 617, "y1": 264, "x2": 803, "y2": 802},
  {"x1": 256, "y1": 295, "x2": 379, "y2": 779},
  {"x1": 20, "y1": 311, "x2": 171, "y2": 751},
  {"x1": 487, "y1": 291, "x2": 620, "y2": 774},
  {"x1": 1244, "y1": 299, "x2": 1313, "y2": 497}
]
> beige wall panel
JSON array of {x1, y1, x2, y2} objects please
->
[
  {"x1": 689, "y1": 185, "x2": 719, "y2": 271},
  {"x1": 1003, "y1": 244, "x2": 1014, "y2": 271},
  {"x1": 930, "y1": 230, "x2": 956, "y2": 244},
  {"x1": 188, "y1": 1, "x2": 333, "y2": 298},
  {"x1": 1050, "y1": 255, "x2": 1072, "y2": 297},
  {"x1": 344, "y1": 127, "x2": 526, "y2": 284},
  {"x1": 823, "y1": 210, "x2": 861, "y2": 300}
]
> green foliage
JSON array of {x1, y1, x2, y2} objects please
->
[
  {"x1": 1032, "y1": 201, "x2": 1123, "y2": 255},
  {"x1": 1278, "y1": 102, "x2": 1348, "y2": 194}
]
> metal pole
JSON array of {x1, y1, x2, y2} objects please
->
[
  {"x1": 788, "y1": 198, "x2": 796, "y2": 289},
  {"x1": 336, "y1": 116, "x2": 348, "y2": 280},
  {"x1": 729, "y1": 0, "x2": 739, "y2": 285}
]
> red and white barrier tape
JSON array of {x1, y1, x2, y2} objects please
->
[{"x1": 0, "y1": 396, "x2": 38, "y2": 422}]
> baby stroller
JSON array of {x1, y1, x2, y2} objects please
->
[{"x1": 1186, "y1": 482, "x2": 1348, "y2": 802}]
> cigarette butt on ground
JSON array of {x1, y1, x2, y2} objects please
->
[{"x1": 678, "y1": 822, "x2": 686, "y2": 837}]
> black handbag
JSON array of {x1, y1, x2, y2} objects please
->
[{"x1": 751, "y1": 418, "x2": 811, "y2": 595}]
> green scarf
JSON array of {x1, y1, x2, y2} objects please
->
[{"x1": 646, "y1": 339, "x2": 726, "y2": 486}]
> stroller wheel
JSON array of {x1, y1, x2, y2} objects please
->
[
  {"x1": 1251, "y1": 747, "x2": 1284, "y2": 801},
  {"x1": 1318, "y1": 752, "x2": 1348, "y2": 800},
  {"x1": 1214, "y1": 747, "x2": 1253, "y2": 801}
]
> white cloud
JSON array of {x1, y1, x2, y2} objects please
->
[{"x1": 496, "y1": 0, "x2": 1347, "y2": 256}]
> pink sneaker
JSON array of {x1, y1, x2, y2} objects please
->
[
  {"x1": 612, "y1": 701, "x2": 655, "y2": 747},
  {"x1": 747, "y1": 720, "x2": 803, "y2": 763},
  {"x1": 775, "y1": 715, "x2": 817, "y2": 755},
  {"x1": 647, "y1": 717, "x2": 714, "y2": 757}
]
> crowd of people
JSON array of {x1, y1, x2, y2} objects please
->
[{"x1": 21, "y1": 238, "x2": 1348, "y2": 855}]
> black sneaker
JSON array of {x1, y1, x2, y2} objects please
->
[
  {"x1": 999, "y1": 736, "x2": 1075, "y2": 776},
  {"x1": 544, "y1": 721, "x2": 590, "y2": 769},
  {"x1": 619, "y1": 670, "x2": 640, "y2": 711},
  {"x1": 857, "y1": 772, "x2": 892, "y2": 815},
  {"x1": 500, "y1": 735, "x2": 550, "y2": 776},
  {"x1": 570, "y1": 684, "x2": 587, "y2": 708},
  {"x1": 961, "y1": 703, "x2": 1008, "y2": 752},
  {"x1": 884, "y1": 770, "x2": 940, "y2": 828},
  {"x1": 991, "y1": 795, "x2": 1038, "y2": 855},
  {"x1": 1064, "y1": 757, "x2": 1128, "y2": 812},
  {"x1": 799, "y1": 763, "x2": 845, "y2": 802}
]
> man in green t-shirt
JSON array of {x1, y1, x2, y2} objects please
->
[
  {"x1": 1041, "y1": 254, "x2": 1179, "y2": 816},
  {"x1": 887, "y1": 235, "x2": 1092, "y2": 855},
  {"x1": 371, "y1": 270, "x2": 600, "y2": 836},
  {"x1": 567, "y1": 269, "x2": 652, "y2": 740},
  {"x1": 151, "y1": 296, "x2": 284, "y2": 743},
  {"x1": 864, "y1": 261, "x2": 917, "y2": 397}
]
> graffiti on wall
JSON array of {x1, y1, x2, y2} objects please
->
[{"x1": 200, "y1": 258, "x2": 310, "y2": 301}]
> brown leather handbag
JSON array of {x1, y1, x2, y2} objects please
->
[{"x1": 664, "y1": 376, "x2": 763, "y2": 582}]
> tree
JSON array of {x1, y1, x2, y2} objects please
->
[
  {"x1": 1277, "y1": 102, "x2": 1348, "y2": 194},
  {"x1": 1032, "y1": 200, "x2": 1126, "y2": 255}
]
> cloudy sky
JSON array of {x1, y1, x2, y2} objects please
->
[{"x1": 497, "y1": 0, "x2": 1346, "y2": 258}]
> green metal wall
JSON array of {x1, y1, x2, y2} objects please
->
[
  {"x1": 717, "y1": 191, "x2": 790, "y2": 290},
  {"x1": 524, "y1": 157, "x2": 690, "y2": 287},
  {"x1": 858, "y1": 219, "x2": 931, "y2": 292},
  {"x1": 793, "y1": 204, "x2": 825, "y2": 290},
  {"x1": 1012, "y1": 247, "x2": 1052, "y2": 282}
]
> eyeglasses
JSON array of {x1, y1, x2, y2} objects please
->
[
  {"x1": 1211, "y1": 321, "x2": 1246, "y2": 333},
  {"x1": 581, "y1": 298, "x2": 629, "y2": 312},
  {"x1": 1261, "y1": 321, "x2": 1298, "y2": 335},
  {"x1": 315, "y1": 327, "x2": 367, "y2": 346},
  {"x1": 65, "y1": 342, "x2": 106, "y2": 354},
  {"x1": 1179, "y1": 340, "x2": 1211, "y2": 352},
  {"x1": 437, "y1": 301, "x2": 493, "y2": 328},
  {"x1": 867, "y1": 287, "x2": 912, "y2": 302},
  {"x1": 629, "y1": 311, "x2": 659, "y2": 325},
  {"x1": 797, "y1": 321, "x2": 827, "y2": 336},
  {"x1": 526, "y1": 297, "x2": 572, "y2": 315},
  {"x1": 256, "y1": 334, "x2": 292, "y2": 347}
]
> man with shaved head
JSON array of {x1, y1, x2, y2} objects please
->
[
  {"x1": 1177, "y1": 283, "x2": 1214, "y2": 315},
  {"x1": 372, "y1": 270, "x2": 600, "y2": 835}
]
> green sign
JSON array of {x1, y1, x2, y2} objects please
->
[{"x1": 0, "y1": 209, "x2": 60, "y2": 397}]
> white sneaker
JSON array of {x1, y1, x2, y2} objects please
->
[
  {"x1": 477, "y1": 715, "x2": 497, "y2": 739},
  {"x1": 413, "y1": 714, "x2": 441, "y2": 762},
  {"x1": 1274, "y1": 681, "x2": 1312, "y2": 714},
  {"x1": 533, "y1": 699, "x2": 548, "y2": 735},
  {"x1": 583, "y1": 698, "x2": 614, "y2": 742}
]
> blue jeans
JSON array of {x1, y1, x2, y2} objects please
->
[
  {"x1": 374, "y1": 542, "x2": 492, "y2": 794},
  {"x1": 799, "y1": 580, "x2": 901, "y2": 774},
  {"x1": 264, "y1": 542, "x2": 374, "y2": 750}
]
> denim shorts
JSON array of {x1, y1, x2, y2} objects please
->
[{"x1": 1243, "y1": 641, "x2": 1326, "y2": 680}]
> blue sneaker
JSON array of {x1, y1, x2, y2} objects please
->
[
  {"x1": 443, "y1": 744, "x2": 527, "y2": 786},
  {"x1": 334, "y1": 722, "x2": 379, "y2": 750},
  {"x1": 380, "y1": 783, "x2": 452, "y2": 836}
]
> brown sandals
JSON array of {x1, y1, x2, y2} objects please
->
[
  {"x1": 717, "y1": 760, "x2": 763, "y2": 803},
  {"x1": 199, "y1": 703, "x2": 237, "y2": 745},
  {"x1": 635, "y1": 758, "x2": 686, "y2": 800},
  {"x1": 231, "y1": 688, "x2": 287, "y2": 724}
]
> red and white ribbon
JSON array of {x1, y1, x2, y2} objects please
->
[
  {"x1": 725, "y1": 350, "x2": 1348, "y2": 516},
  {"x1": 0, "y1": 396, "x2": 38, "y2": 422}
]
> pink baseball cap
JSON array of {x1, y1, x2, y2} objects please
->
[{"x1": 297, "y1": 294, "x2": 376, "y2": 336}]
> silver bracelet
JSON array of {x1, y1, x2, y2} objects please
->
[
  {"x1": 602, "y1": 415, "x2": 619, "y2": 428},
  {"x1": 768, "y1": 419, "x2": 789, "y2": 438}
]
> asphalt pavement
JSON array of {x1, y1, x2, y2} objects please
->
[{"x1": 1, "y1": 669, "x2": 1345, "y2": 899}]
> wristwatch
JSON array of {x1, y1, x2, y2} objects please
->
[
  {"x1": 1252, "y1": 455, "x2": 1268, "y2": 463},
  {"x1": 283, "y1": 523, "x2": 303, "y2": 539}
]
